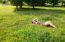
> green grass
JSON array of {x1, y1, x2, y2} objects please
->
[{"x1": 0, "y1": 6, "x2": 65, "y2": 42}]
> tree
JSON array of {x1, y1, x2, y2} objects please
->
[
  {"x1": 60, "y1": 0, "x2": 65, "y2": 6},
  {"x1": 24, "y1": 0, "x2": 36, "y2": 8},
  {"x1": 9, "y1": 0, "x2": 23, "y2": 8},
  {"x1": 24, "y1": 0, "x2": 47, "y2": 8},
  {"x1": 50, "y1": 0, "x2": 59, "y2": 6},
  {"x1": 40, "y1": 0, "x2": 47, "y2": 6}
]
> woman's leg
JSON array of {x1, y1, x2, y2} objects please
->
[{"x1": 44, "y1": 21, "x2": 56, "y2": 28}]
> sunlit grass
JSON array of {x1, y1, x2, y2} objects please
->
[{"x1": 0, "y1": 5, "x2": 65, "y2": 42}]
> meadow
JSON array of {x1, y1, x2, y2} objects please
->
[{"x1": 0, "y1": 5, "x2": 65, "y2": 42}]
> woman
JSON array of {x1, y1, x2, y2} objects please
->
[{"x1": 32, "y1": 18, "x2": 56, "y2": 28}]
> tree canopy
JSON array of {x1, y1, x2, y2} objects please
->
[{"x1": 8, "y1": 0, "x2": 65, "y2": 8}]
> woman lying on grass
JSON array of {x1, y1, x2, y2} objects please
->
[{"x1": 32, "y1": 18, "x2": 56, "y2": 28}]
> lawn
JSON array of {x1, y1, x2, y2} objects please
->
[{"x1": 0, "y1": 5, "x2": 65, "y2": 42}]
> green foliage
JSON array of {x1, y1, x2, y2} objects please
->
[
  {"x1": 24, "y1": 0, "x2": 36, "y2": 8},
  {"x1": 24, "y1": 0, "x2": 47, "y2": 8},
  {"x1": 9, "y1": 0, "x2": 23, "y2": 8},
  {"x1": 60, "y1": 0, "x2": 65, "y2": 6},
  {"x1": 9, "y1": 0, "x2": 48, "y2": 8},
  {"x1": 50, "y1": 0, "x2": 59, "y2": 6},
  {"x1": 9, "y1": 0, "x2": 65, "y2": 8},
  {"x1": 25, "y1": 0, "x2": 47, "y2": 6}
]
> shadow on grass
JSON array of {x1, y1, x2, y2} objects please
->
[{"x1": 14, "y1": 8, "x2": 65, "y2": 15}]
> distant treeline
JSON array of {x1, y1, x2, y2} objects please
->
[{"x1": 1, "y1": 0, "x2": 65, "y2": 8}]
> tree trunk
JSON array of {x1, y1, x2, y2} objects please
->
[
  {"x1": 20, "y1": 5, "x2": 22, "y2": 8},
  {"x1": 32, "y1": 4, "x2": 35, "y2": 9},
  {"x1": 16, "y1": 5, "x2": 18, "y2": 9},
  {"x1": 20, "y1": 1, "x2": 23, "y2": 8},
  {"x1": 53, "y1": 3, "x2": 55, "y2": 6}
]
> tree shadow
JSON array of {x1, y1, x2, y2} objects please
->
[{"x1": 14, "y1": 8, "x2": 65, "y2": 15}]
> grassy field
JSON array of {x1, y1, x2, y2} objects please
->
[{"x1": 0, "y1": 5, "x2": 65, "y2": 42}]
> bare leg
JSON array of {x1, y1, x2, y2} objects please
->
[{"x1": 43, "y1": 21, "x2": 56, "y2": 28}]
